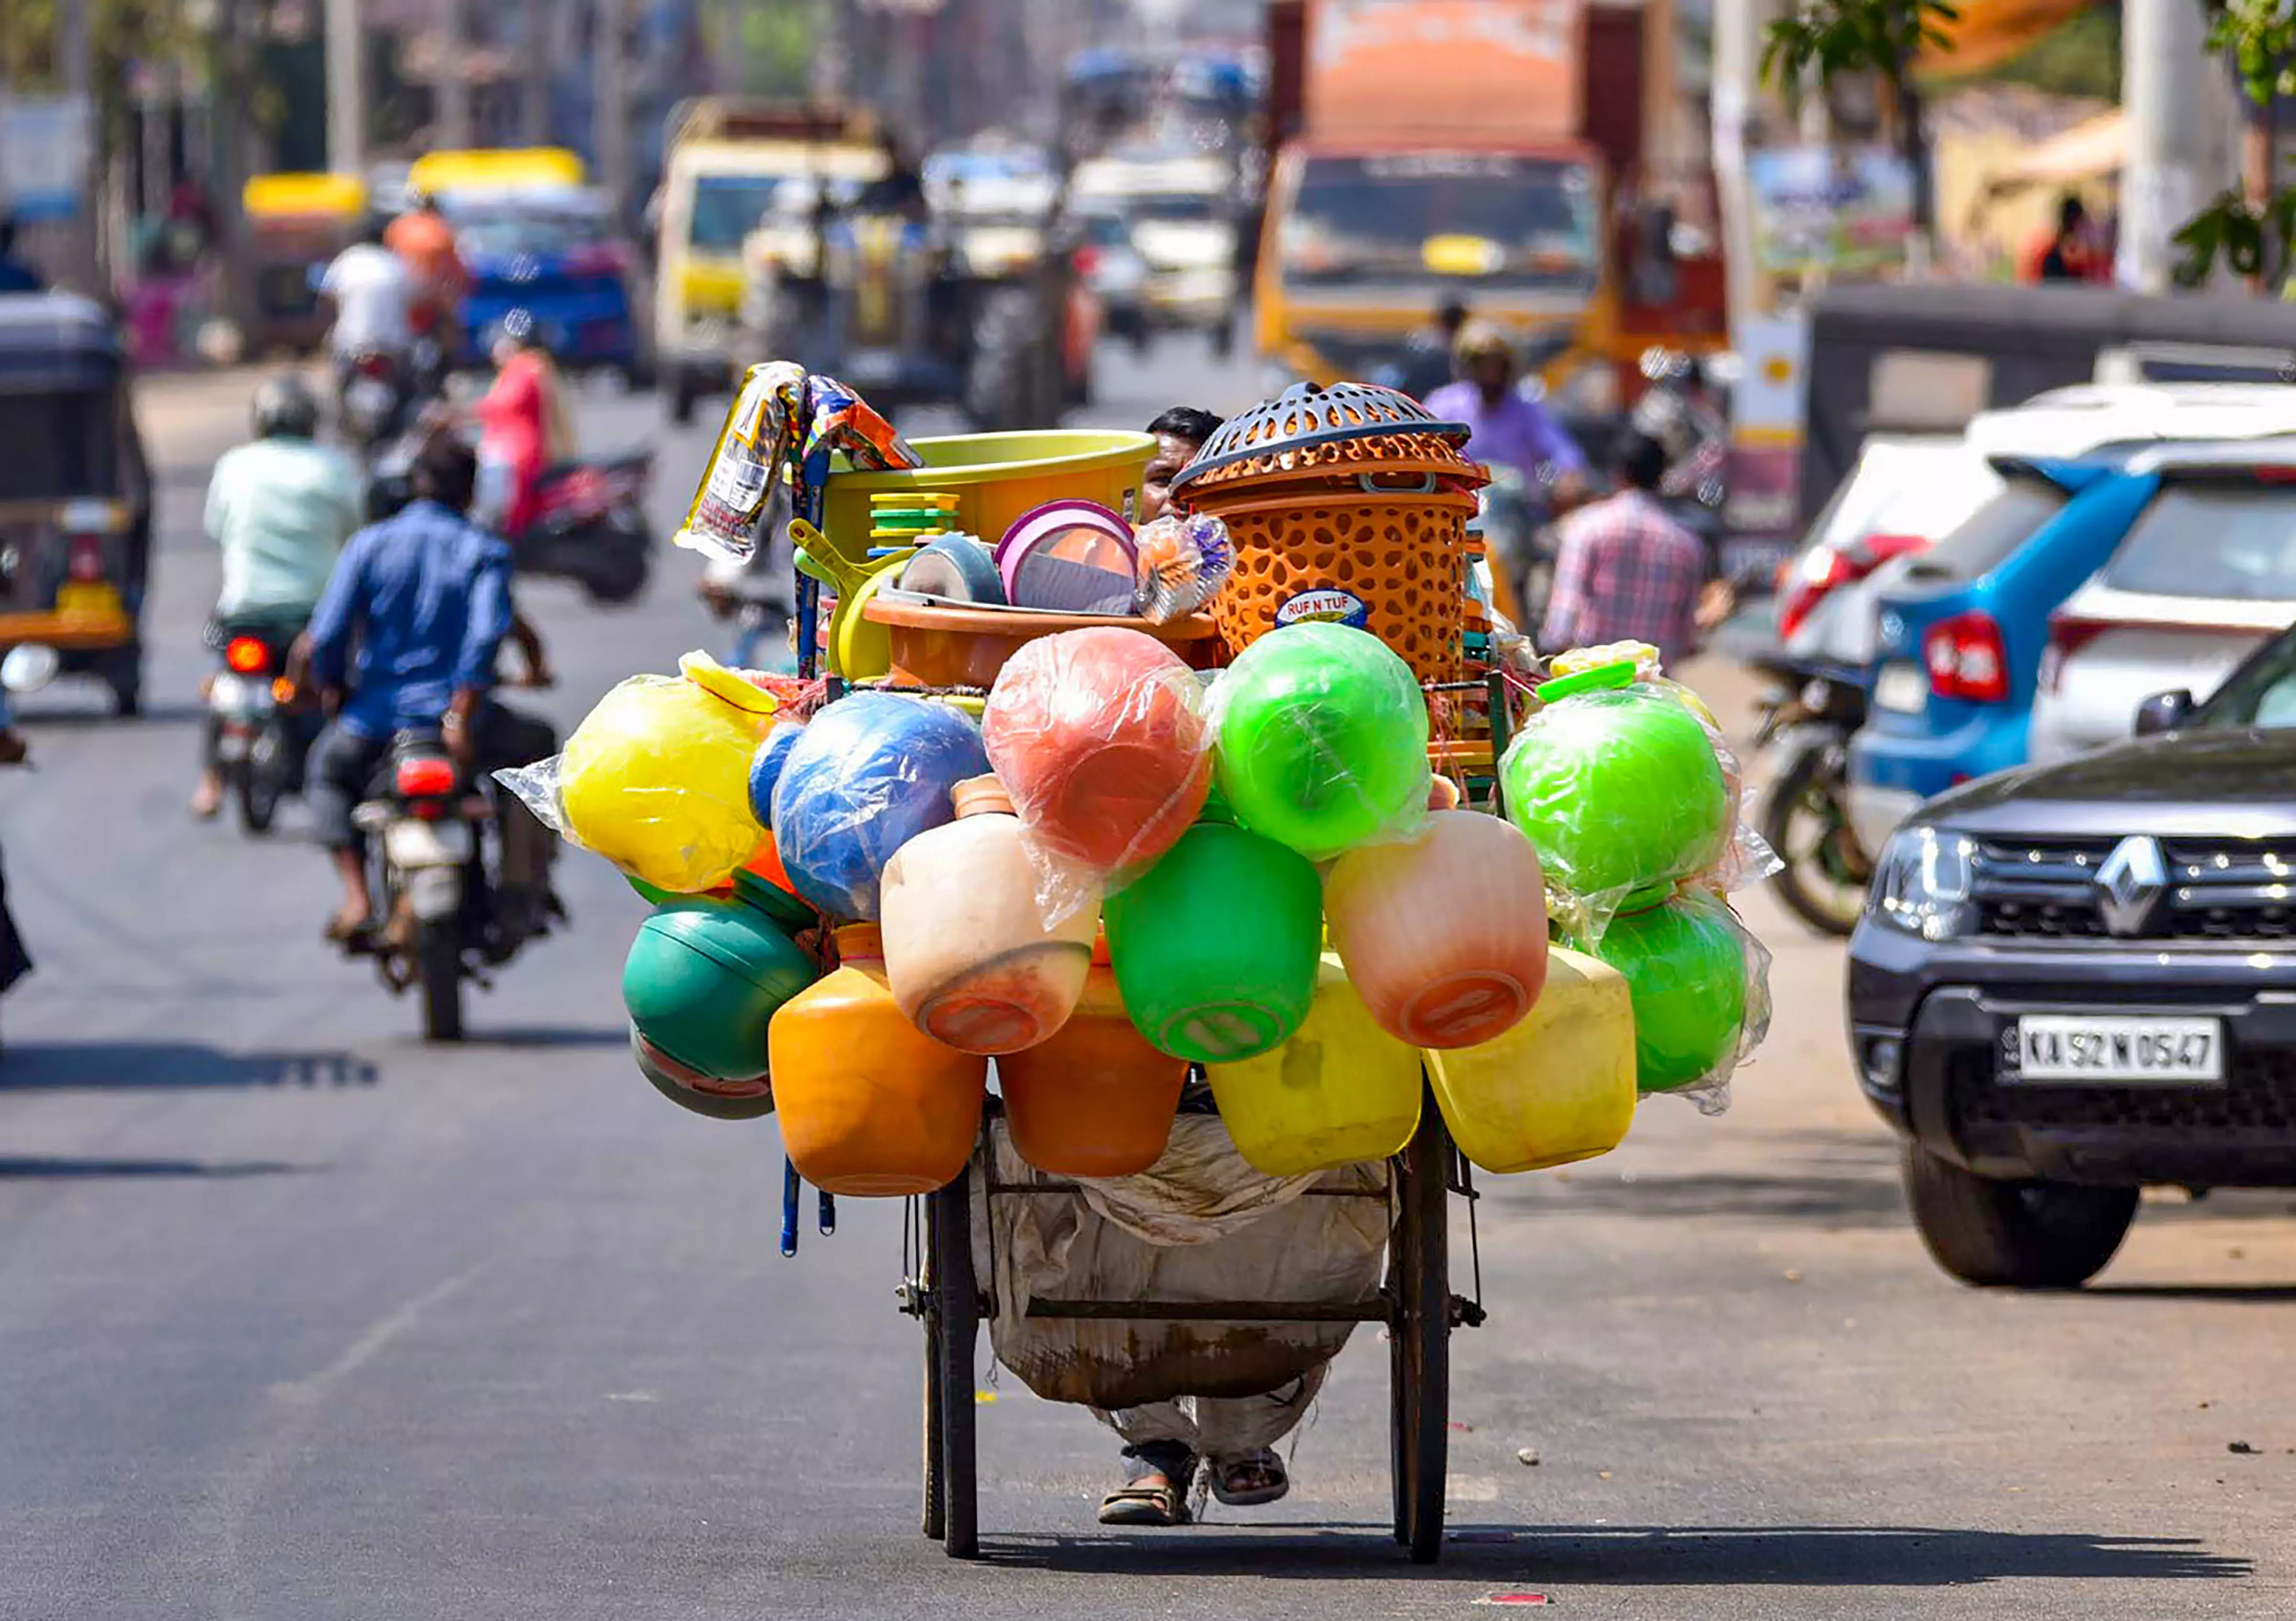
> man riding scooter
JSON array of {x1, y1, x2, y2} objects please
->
[
  {"x1": 303, "y1": 437, "x2": 558, "y2": 948},
  {"x1": 192, "y1": 375, "x2": 364, "y2": 821},
  {"x1": 385, "y1": 188, "x2": 470, "y2": 398}
]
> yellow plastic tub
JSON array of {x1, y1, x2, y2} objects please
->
[
  {"x1": 1425, "y1": 946, "x2": 1636, "y2": 1174},
  {"x1": 1206, "y1": 954, "x2": 1424, "y2": 1177},
  {"x1": 824, "y1": 431, "x2": 1157, "y2": 556}
]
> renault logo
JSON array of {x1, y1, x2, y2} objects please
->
[{"x1": 2095, "y1": 836, "x2": 2167, "y2": 936}]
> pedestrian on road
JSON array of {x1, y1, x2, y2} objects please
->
[
  {"x1": 1539, "y1": 430, "x2": 1714, "y2": 669},
  {"x1": 191, "y1": 375, "x2": 363, "y2": 819},
  {"x1": 302, "y1": 439, "x2": 555, "y2": 945}
]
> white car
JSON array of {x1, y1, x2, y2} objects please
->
[{"x1": 2028, "y1": 438, "x2": 2296, "y2": 761}]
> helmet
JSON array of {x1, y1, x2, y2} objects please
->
[
  {"x1": 1453, "y1": 320, "x2": 1516, "y2": 368},
  {"x1": 252, "y1": 374, "x2": 320, "y2": 440}
]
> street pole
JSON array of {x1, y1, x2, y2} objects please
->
[
  {"x1": 437, "y1": 0, "x2": 475, "y2": 148},
  {"x1": 522, "y1": 0, "x2": 554, "y2": 143},
  {"x1": 326, "y1": 0, "x2": 367, "y2": 176},
  {"x1": 596, "y1": 0, "x2": 632, "y2": 228},
  {"x1": 59, "y1": 0, "x2": 99, "y2": 289},
  {"x1": 2120, "y1": 0, "x2": 2218, "y2": 291},
  {"x1": 722, "y1": 0, "x2": 750, "y2": 97}
]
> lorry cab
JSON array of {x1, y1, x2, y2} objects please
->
[{"x1": 652, "y1": 100, "x2": 885, "y2": 424}]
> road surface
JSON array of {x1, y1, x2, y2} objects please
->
[{"x1": 1, "y1": 342, "x2": 2290, "y2": 1620}]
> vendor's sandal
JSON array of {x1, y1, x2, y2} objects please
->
[
  {"x1": 324, "y1": 911, "x2": 377, "y2": 952},
  {"x1": 1210, "y1": 1450, "x2": 1291, "y2": 1509},
  {"x1": 1097, "y1": 1477, "x2": 1192, "y2": 1527}
]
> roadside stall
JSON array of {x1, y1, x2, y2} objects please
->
[{"x1": 501, "y1": 367, "x2": 1773, "y2": 1565}]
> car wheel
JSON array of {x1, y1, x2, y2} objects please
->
[{"x1": 1901, "y1": 1141, "x2": 2137, "y2": 1289}]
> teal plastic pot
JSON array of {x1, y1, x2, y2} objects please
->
[
  {"x1": 1595, "y1": 898, "x2": 1747, "y2": 1093},
  {"x1": 1103, "y1": 805, "x2": 1323, "y2": 1063},
  {"x1": 1212, "y1": 622, "x2": 1431, "y2": 861},
  {"x1": 630, "y1": 1026, "x2": 775, "y2": 1121},
  {"x1": 1501, "y1": 683, "x2": 1727, "y2": 904},
  {"x1": 622, "y1": 876, "x2": 821, "y2": 1082}
]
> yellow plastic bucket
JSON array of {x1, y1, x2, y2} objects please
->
[
  {"x1": 824, "y1": 431, "x2": 1157, "y2": 556},
  {"x1": 1425, "y1": 946, "x2": 1636, "y2": 1174},
  {"x1": 1206, "y1": 954, "x2": 1424, "y2": 1177}
]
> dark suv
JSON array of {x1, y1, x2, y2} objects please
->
[{"x1": 1847, "y1": 621, "x2": 2296, "y2": 1288}]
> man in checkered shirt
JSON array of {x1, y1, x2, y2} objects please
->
[{"x1": 1539, "y1": 430, "x2": 1710, "y2": 669}]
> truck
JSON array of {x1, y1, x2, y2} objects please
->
[{"x1": 1255, "y1": 0, "x2": 1725, "y2": 413}]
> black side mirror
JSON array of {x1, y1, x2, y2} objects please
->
[{"x1": 2135, "y1": 690, "x2": 2195, "y2": 737}]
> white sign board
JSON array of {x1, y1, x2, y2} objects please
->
[{"x1": 0, "y1": 96, "x2": 93, "y2": 223}]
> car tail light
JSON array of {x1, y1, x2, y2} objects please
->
[
  {"x1": 1923, "y1": 610, "x2": 2010, "y2": 703},
  {"x1": 66, "y1": 533, "x2": 106, "y2": 583},
  {"x1": 396, "y1": 755, "x2": 457, "y2": 798},
  {"x1": 1777, "y1": 531, "x2": 1931, "y2": 641},
  {"x1": 224, "y1": 635, "x2": 268, "y2": 674},
  {"x1": 2038, "y1": 613, "x2": 2114, "y2": 695}
]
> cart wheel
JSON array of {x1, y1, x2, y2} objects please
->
[
  {"x1": 930, "y1": 1170, "x2": 981, "y2": 1560},
  {"x1": 1388, "y1": 1083, "x2": 1451, "y2": 1564},
  {"x1": 921, "y1": 1201, "x2": 947, "y2": 1541}
]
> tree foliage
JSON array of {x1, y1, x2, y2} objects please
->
[{"x1": 1761, "y1": 0, "x2": 1963, "y2": 88}]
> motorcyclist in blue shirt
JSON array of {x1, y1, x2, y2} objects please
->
[{"x1": 303, "y1": 438, "x2": 554, "y2": 944}]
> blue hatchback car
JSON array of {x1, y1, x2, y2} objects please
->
[
  {"x1": 451, "y1": 192, "x2": 643, "y2": 381},
  {"x1": 1846, "y1": 442, "x2": 2274, "y2": 851}
]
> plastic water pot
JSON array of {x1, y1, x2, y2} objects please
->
[
  {"x1": 1206, "y1": 954, "x2": 1424, "y2": 1177},
  {"x1": 879, "y1": 777, "x2": 1096, "y2": 1054},
  {"x1": 1595, "y1": 898, "x2": 1749, "y2": 1094},
  {"x1": 1212, "y1": 621, "x2": 1431, "y2": 861},
  {"x1": 621, "y1": 876, "x2": 821, "y2": 1082},
  {"x1": 1325, "y1": 810, "x2": 1549, "y2": 1049},
  {"x1": 996, "y1": 949, "x2": 1187, "y2": 1178},
  {"x1": 1102, "y1": 808, "x2": 1322, "y2": 1064},
  {"x1": 559, "y1": 671, "x2": 777, "y2": 893},
  {"x1": 768, "y1": 924, "x2": 989, "y2": 1196},
  {"x1": 1425, "y1": 946, "x2": 1635, "y2": 1173},
  {"x1": 630, "y1": 1026, "x2": 775, "y2": 1122}
]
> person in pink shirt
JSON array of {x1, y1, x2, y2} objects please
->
[{"x1": 473, "y1": 310, "x2": 573, "y2": 536}]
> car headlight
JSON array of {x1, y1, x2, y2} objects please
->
[{"x1": 1867, "y1": 825, "x2": 1976, "y2": 941}]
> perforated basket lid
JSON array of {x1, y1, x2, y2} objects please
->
[{"x1": 1170, "y1": 381, "x2": 1471, "y2": 494}]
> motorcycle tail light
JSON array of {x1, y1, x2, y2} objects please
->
[
  {"x1": 357, "y1": 353, "x2": 392, "y2": 377},
  {"x1": 224, "y1": 635, "x2": 269, "y2": 674},
  {"x1": 396, "y1": 755, "x2": 457, "y2": 798},
  {"x1": 66, "y1": 533, "x2": 106, "y2": 583}
]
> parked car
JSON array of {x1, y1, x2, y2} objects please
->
[
  {"x1": 2027, "y1": 451, "x2": 2296, "y2": 762},
  {"x1": 1848, "y1": 618, "x2": 2296, "y2": 1288}
]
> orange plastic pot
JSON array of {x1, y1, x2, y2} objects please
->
[
  {"x1": 767, "y1": 924, "x2": 988, "y2": 1195},
  {"x1": 997, "y1": 942, "x2": 1186, "y2": 1177}
]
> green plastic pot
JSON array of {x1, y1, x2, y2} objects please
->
[
  {"x1": 622, "y1": 877, "x2": 821, "y2": 1081},
  {"x1": 1103, "y1": 805, "x2": 1324, "y2": 1064},
  {"x1": 1212, "y1": 622, "x2": 1431, "y2": 861},
  {"x1": 1501, "y1": 683, "x2": 1728, "y2": 904},
  {"x1": 1595, "y1": 898, "x2": 1747, "y2": 1093}
]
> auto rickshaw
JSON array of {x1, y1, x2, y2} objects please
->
[
  {"x1": 244, "y1": 172, "x2": 368, "y2": 355},
  {"x1": 0, "y1": 294, "x2": 152, "y2": 714}
]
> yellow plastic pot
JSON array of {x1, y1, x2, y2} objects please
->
[
  {"x1": 822, "y1": 431, "x2": 1157, "y2": 555},
  {"x1": 1206, "y1": 953, "x2": 1423, "y2": 1176},
  {"x1": 1425, "y1": 945, "x2": 1636, "y2": 1174}
]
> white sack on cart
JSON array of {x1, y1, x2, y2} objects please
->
[{"x1": 979, "y1": 1114, "x2": 1388, "y2": 1411}]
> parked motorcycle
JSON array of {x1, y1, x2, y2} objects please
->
[
  {"x1": 1753, "y1": 652, "x2": 1873, "y2": 936},
  {"x1": 206, "y1": 618, "x2": 317, "y2": 836},
  {"x1": 349, "y1": 729, "x2": 553, "y2": 1042}
]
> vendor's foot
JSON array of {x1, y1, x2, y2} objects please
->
[
  {"x1": 188, "y1": 775, "x2": 222, "y2": 820},
  {"x1": 324, "y1": 903, "x2": 375, "y2": 948},
  {"x1": 1210, "y1": 1450, "x2": 1290, "y2": 1508},
  {"x1": 1097, "y1": 1470, "x2": 1192, "y2": 1528}
]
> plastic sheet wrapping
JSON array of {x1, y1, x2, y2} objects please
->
[
  {"x1": 675, "y1": 362, "x2": 805, "y2": 563},
  {"x1": 768, "y1": 692, "x2": 990, "y2": 922},
  {"x1": 1206, "y1": 622, "x2": 1432, "y2": 864},
  {"x1": 1592, "y1": 890, "x2": 1771, "y2": 1115},
  {"x1": 1499, "y1": 677, "x2": 1730, "y2": 942},
  {"x1": 495, "y1": 659, "x2": 779, "y2": 895},
  {"x1": 980, "y1": 1114, "x2": 1388, "y2": 1411},
  {"x1": 981, "y1": 628, "x2": 1214, "y2": 923},
  {"x1": 1131, "y1": 512, "x2": 1234, "y2": 623}
]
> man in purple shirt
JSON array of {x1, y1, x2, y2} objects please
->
[{"x1": 1423, "y1": 322, "x2": 1586, "y2": 489}]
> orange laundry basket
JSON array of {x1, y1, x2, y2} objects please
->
[{"x1": 1170, "y1": 383, "x2": 1489, "y2": 683}]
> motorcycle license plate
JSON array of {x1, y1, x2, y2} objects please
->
[
  {"x1": 210, "y1": 673, "x2": 273, "y2": 719},
  {"x1": 386, "y1": 817, "x2": 473, "y2": 869},
  {"x1": 347, "y1": 376, "x2": 393, "y2": 417}
]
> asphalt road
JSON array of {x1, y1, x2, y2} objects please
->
[{"x1": 2, "y1": 341, "x2": 2291, "y2": 1620}]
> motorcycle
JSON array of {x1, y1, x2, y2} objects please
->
[
  {"x1": 349, "y1": 729, "x2": 552, "y2": 1043},
  {"x1": 337, "y1": 346, "x2": 411, "y2": 461},
  {"x1": 206, "y1": 619, "x2": 317, "y2": 836},
  {"x1": 1752, "y1": 651, "x2": 1874, "y2": 936},
  {"x1": 368, "y1": 429, "x2": 654, "y2": 606}
]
